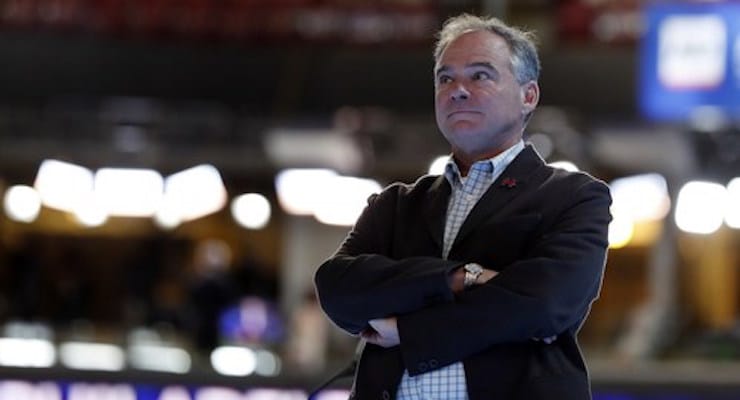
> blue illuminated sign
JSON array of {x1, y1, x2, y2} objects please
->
[
  {"x1": 0, "y1": 380, "x2": 739, "y2": 400},
  {"x1": 639, "y1": 2, "x2": 740, "y2": 121}
]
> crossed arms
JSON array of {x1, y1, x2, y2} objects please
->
[{"x1": 314, "y1": 177, "x2": 611, "y2": 374}]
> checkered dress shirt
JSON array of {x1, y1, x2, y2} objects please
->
[{"x1": 396, "y1": 140, "x2": 525, "y2": 400}]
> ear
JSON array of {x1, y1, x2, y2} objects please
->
[{"x1": 520, "y1": 81, "x2": 540, "y2": 115}]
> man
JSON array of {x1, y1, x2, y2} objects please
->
[{"x1": 314, "y1": 14, "x2": 612, "y2": 400}]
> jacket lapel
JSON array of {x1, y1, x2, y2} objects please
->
[
  {"x1": 423, "y1": 174, "x2": 451, "y2": 252},
  {"x1": 451, "y1": 145, "x2": 546, "y2": 250}
]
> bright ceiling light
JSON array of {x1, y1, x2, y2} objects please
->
[
  {"x1": 231, "y1": 193, "x2": 271, "y2": 230},
  {"x1": 253, "y1": 349, "x2": 281, "y2": 377},
  {"x1": 3, "y1": 185, "x2": 42, "y2": 223},
  {"x1": 428, "y1": 155, "x2": 449, "y2": 175},
  {"x1": 162, "y1": 165, "x2": 228, "y2": 222},
  {"x1": 59, "y1": 342, "x2": 125, "y2": 371},
  {"x1": 33, "y1": 159, "x2": 94, "y2": 213},
  {"x1": 725, "y1": 177, "x2": 740, "y2": 229},
  {"x1": 153, "y1": 197, "x2": 182, "y2": 230},
  {"x1": 608, "y1": 215, "x2": 635, "y2": 249},
  {"x1": 675, "y1": 180, "x2": 728, "y2": 234},
  {"x1": 128, "y1": 344, "x2": 191, "y2": 374},
  {"x1": 95, "y1": 168, "x2": 163, "y2": 217},
  {"x1": 275, "y1": 168, "x2": 337, "y2": 215},
  {"x1": 73, "y1": 197, "x2": 108, "y2": 227},
  {"x1": 313, "y1": 176, "x2": 381, "y2": 226},
  {"x1": 0, "y1": 338, "x2": 55, "y2": 368},
  {"x1": 210, "y1": 346, "x2": 257, "y2": 377},
  {"x1": 610, "y1": 173, "x2": 671, "y2": 222}
]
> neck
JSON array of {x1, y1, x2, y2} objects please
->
[{"x1": 452, "y1": 137, "x2": 521, "y2": 177}]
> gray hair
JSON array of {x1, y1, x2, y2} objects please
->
[{"x1": 434, "y1": 14, "x2": 540, "y2": 85}]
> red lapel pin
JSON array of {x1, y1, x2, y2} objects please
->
[{"x1": 501, "y1": 177, "x2": 517, "y2": 188}]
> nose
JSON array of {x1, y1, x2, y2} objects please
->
[{"x1": 450, "y1": 84, "x2": 470, "y2": 101}]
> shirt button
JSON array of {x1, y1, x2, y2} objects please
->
[
  {"x1": 429, "y1": 359, "x2": 438, "y2": 368},
  {"x1": 417, "y1": 361, "x2": 428, "y2": 372},
  {"x1": 382, "y1": 389, "x2": 391, "y2": 400}
]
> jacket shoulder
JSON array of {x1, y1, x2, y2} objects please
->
[
  {"x1": 370, "y1": 175, "x2": 442, "y2": 204},
  {"x1": 545, "y1": 164, "x2": 609, "y2": 191}
]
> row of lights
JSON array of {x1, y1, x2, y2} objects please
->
[
  {"x1": 607, "y1": 174, "x2": 739, "y2": 248},
  {"x1": 3, "y1": 158, "x2": 737, "y2": 244},
  {"x1": 0, "y1": 323, "x2": 280, "y2": 378},
  {"x1": 2, "y1": 160, "x2": 252, "y2": 229},
  {"x1": 2, "y1": 159, "x2": 386, "y2": 230}
]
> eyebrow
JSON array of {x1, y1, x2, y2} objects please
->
[{"x1": 435, "y1": 62, "x2": 497, "y2": 77}]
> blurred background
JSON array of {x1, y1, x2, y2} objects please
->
[{"x1": 0, "y1": 0, "x2": 738, "y2": 399}]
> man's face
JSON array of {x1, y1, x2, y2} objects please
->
[{"x1": 434, "y1": 30, "x2": 538, "y2": 160}]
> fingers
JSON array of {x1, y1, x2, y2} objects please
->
[
  {"x1": 368, "y1": 319, "x2": 382, "y2": 331},
  {"x1": 360, "y1": 329, "x2": 377, "y2": 342},
  {"x1": 363, "y1": 318, "x2": 400, "y2": 348},
  {"x1": 361, "y1": 329, "x2": 393, "y2": 348}
]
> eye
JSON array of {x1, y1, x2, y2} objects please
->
[
  {"x1": 472, "y1": 70, "x2": 491, "y2": 81},
  {"x1": 438, "y1": 75, "x2": 452, "y2": 85}
]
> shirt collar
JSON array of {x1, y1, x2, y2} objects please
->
[{"x1": 443, "y1": 140, "x2": 525, "y2": 186}]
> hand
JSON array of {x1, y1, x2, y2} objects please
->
[
  {"x1": 449, "y1": 268, "x2": 465, "y2": 293},
  {"x1": 477, "y1": 269, "x2": 498, "y2": 284},
  {"x1": 361, "y1": 317, "x2": 399, "y2": 348}
]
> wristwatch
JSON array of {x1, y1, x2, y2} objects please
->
[{"x1": 463, "y1": 263, "x2": 484, "y2": 288}]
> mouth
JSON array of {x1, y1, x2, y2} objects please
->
[{"x1": 447, "y1": 110, "x2": 481, "y2": 119}]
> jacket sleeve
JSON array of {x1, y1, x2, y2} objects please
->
[
  {"x1": 314, "y1": 186, "x2": 462, "y2": 335},
  {"x1": 397, "y1": 178, "x2": 612, "y2": 375}
]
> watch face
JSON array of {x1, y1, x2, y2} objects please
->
[
  {"x1": 465, "y1": 263, "x2": 482, "y2": 274},
  {"x1": 463, "y1": 263, "x2": 482, "y2": 288}
]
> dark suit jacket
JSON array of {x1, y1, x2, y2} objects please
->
[{"x1": 314, "y1": 145, "x2": 612, "y2": 400}]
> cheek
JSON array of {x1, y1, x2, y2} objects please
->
[
  {"x1": 435, "y1": 109, "x2": 446, "y2": 129},
  {"x1": 434, "y1": 94, "x2": 447, "y2": 115},
  {"x1": 434, "y1": 90, "x2": 445, "y2": 105}
]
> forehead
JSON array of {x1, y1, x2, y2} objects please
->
[{"x1": 436, "y1": 30, "x2": 511, "y2": 67}]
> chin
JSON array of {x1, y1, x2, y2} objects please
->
[
  {"x1": 445, "y1": 122, "x2": 480, "y2": 135},
  {"x1": 445, "y1": 129, "x2": 483, "y2": 147}
]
